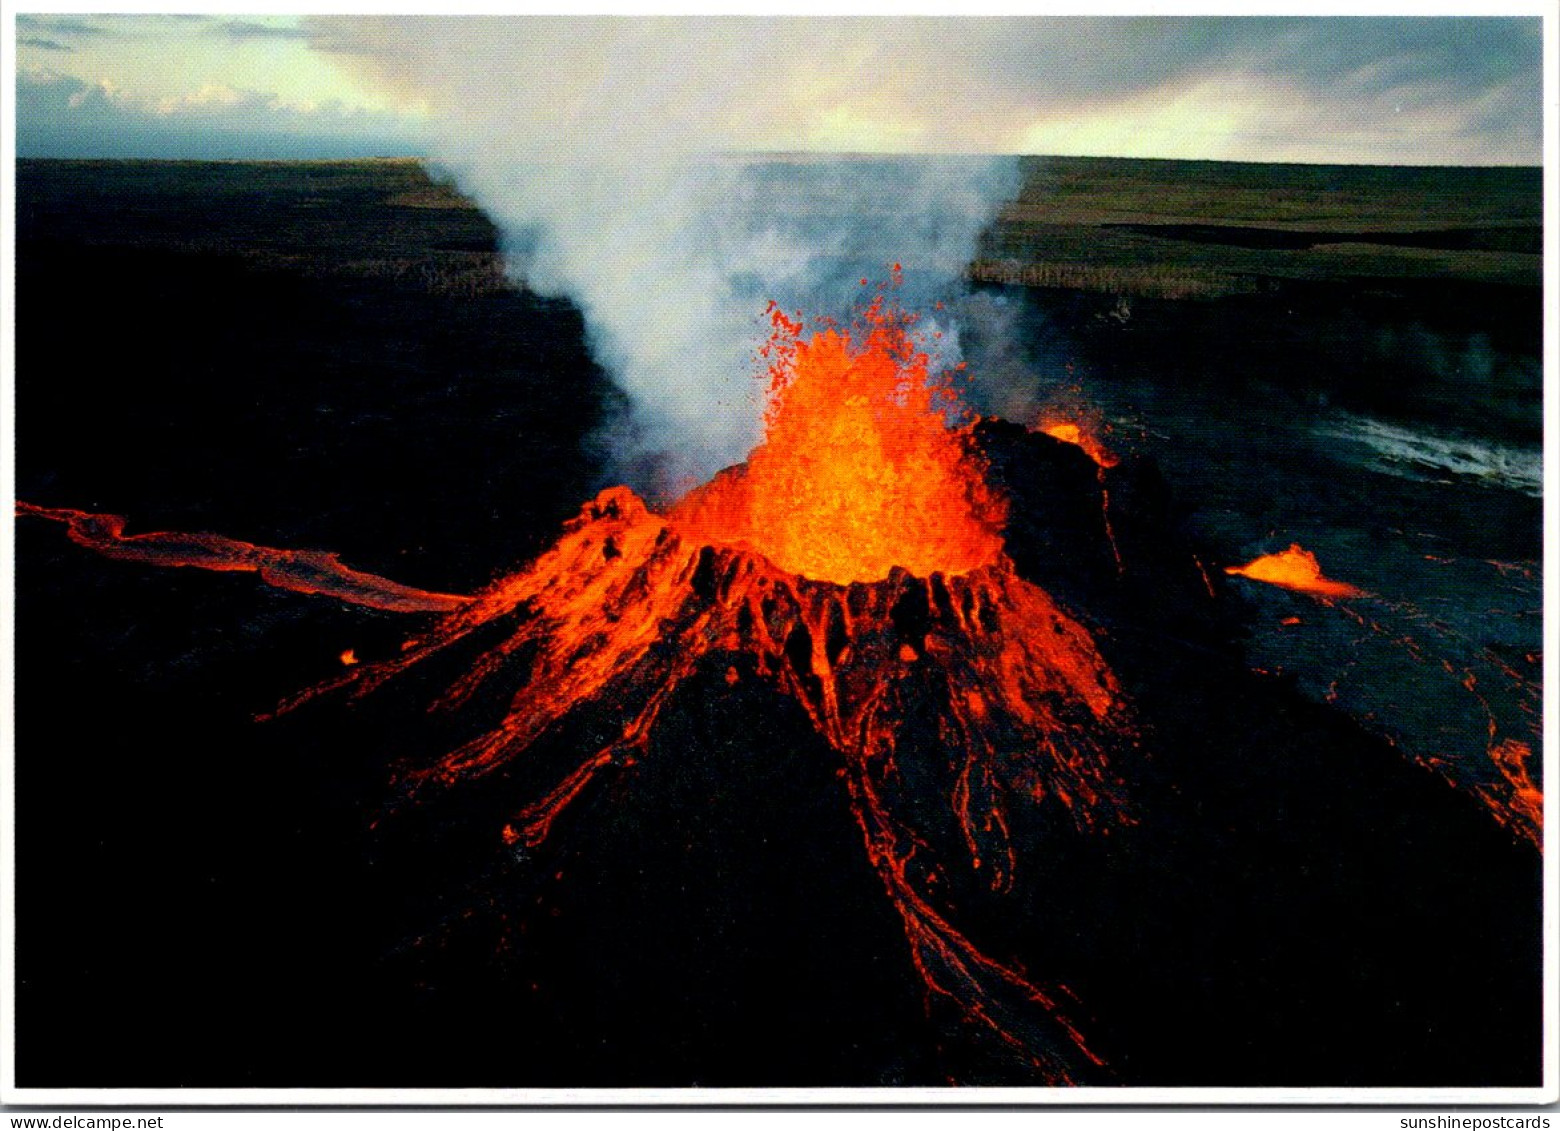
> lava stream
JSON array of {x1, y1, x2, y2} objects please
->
[
  {"x1": 1323, "y1": 591, "x2": 1543, "y2": 849},
  {"x1": 1037, "y1": 419, "x2": 1119, "y2": 470},
  {"x1": 1482, "y1": 738, "x2": 1543, "y2": 845},
  {"x1": 16, "y1": 502, "x2": 468, "y2": 614},
  {"x1": 1034, "y1": 416, "x2": 1124, "y2": 574}
]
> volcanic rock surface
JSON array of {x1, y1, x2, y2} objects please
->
[{"x1": 259, "y1": 422, "x2": 1540, "y2": 1087}]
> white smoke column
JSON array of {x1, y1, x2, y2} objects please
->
[{"x1": 314, "y1": 17, "x2": 1022, "y2": 491}]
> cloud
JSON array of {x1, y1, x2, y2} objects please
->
[
  {"x1": 154, "y1": 83, "x2": 272, "y2": 116},
  {"x1": 15, "y1": 15, "x2": 117, "y2": 40},
  {"x1": 15, "y1": 69, "x2": 427, "y2": 160},
  {"x1": 315, "y1": 16, "x2": 1540, "y2": 163},
  {"x1": 209, "y1": 20, "x2": 313, "y2": 43},
  {"x1": 18, "y1": 37, "x2": 73, "y2": 53}
]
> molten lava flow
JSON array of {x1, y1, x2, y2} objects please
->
[
  {"x1": 1225, "y1": 543, "x2": 1365, "y2": 599},
  {"x1": 16, "y1": 502, "x2": 468, "y2": 614},
  {"x1": 1479, "y1": 738, "x2": 1543, "y2": 849},
  {"x1": 1232, "y1": 544, "x2": 1541, "y2": 849},
  {"x1": 673, "y1": 292, "x2": 1006, "y2": 584}
]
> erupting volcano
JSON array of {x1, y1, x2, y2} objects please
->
[
  {"x1": 255, "y1": 281, "x2": 1137, "y2": 1080},
  {"x1": 18, "y1": 277, "x2": 1543, "y2": 1088}
]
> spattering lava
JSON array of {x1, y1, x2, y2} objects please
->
[{"x1": 674, "y1": 290, "x2": 1008, "y2": 584}]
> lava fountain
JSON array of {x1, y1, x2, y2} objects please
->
[{"x1": 673, "y1": 292, "x2": 1008, "y2": 582}]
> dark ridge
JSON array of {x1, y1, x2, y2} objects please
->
[{"x1": 1103, "y1": 222, "x2": 1542, "y2": 255}]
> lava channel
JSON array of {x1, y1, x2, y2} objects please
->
[{"x1": 16, "y1": 502, "x2": 468, "y2": 614}]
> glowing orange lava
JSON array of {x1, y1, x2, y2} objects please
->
[
  {"x1": 1038, "y1": 420, "x2": 1119, "y2": 469},
  {"x1": 19, "y1": 276, "x2": 1543, "y2": 1079},
  {"x1": 1225, "y1": 543, "x2": 1365, "y2": 599},
  {"x1": 673, "y1": 290, "x2": 1006, "y2": 584},
  {"x1": 1030, "y1": 414, "x2": 1125, "y2": 573},
  {"x1": 15, "y1": 502, "x2": 468, "y2": 614},
  {"x1": 1479, "y1": 738, "x2": 1542, "y2": 850}
]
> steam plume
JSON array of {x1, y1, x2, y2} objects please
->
[{"x1": 313, "y1": 17, "x2": 1022, "y2": 490}]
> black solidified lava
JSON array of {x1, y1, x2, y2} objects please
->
[
  {"x1": 15, "y1": 421, "x2": 1541, "y2": 1089},
  {"x1": 13, "y1": 162, "x2": 1540, "y2": 1089}
]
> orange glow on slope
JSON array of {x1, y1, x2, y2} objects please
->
[
  {"x1": 1225, "y1": 544, "x2": 1366, "y2": 599},
  {"x1": 1038, "y1": 419, "x2": 1119, "y2": 469},
  {"x1": 673, "y1": 290, "x2": 1006, "y2": 584},
  {"x1": 1032, "y1": 414, "x2": 1126, "y2": 573}
]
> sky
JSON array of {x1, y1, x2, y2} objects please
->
[
  {"x1": 14, "y1": 14, "x2": 427, "y2": 158},
  {"x1": 11, "y1": 12, "x2": 1547, "y2": 166}
]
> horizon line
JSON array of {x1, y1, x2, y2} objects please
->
[{"x1": 14, "y1": 152, "x2": 1545, "y2": 172}]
